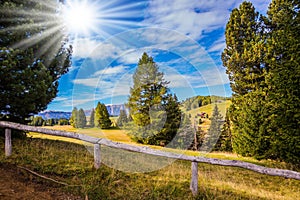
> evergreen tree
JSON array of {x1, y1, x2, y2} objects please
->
[
  {"x1": 221, "y1": 1, "x2": 265, "y2": 96},
  {"x1": 214, "y1": 109, "x2": 232, "y2": 152},
  {"x1": 222, "y1": 1, "x2": 268, "y2": 158},
  {"x1": 117, "y1": 110, "x2": 128, "y2": 127},
  {"x1": 46, "y1": 118, "x2": 55, "y2": 126},
  {"x1": 77, "y1": 108, "x2": 86, "y2": 128},
  {"x1": 0, "y1": 0, "x2": 72, "y2": 123},
  {"x1": 70, "y1": 107, "x2": 78, "y2": 128},
  {"x1": 127, "y1": 53, "x2": 182, "y2": 145},
  {"x1": 223, "y1": 0, "x2": 300, "y2": 165},
  {"x1": 127, "y1": 113, "x2": 133, "y2": 122},
  {"x1": 202, "y1": 105, "x2": 223, "y2": 152},
  {"x1": 89, "y1": 109, "x2": 95, "y2": 127},
  {"x1": 29, "y1": 116, "x2": 44, "y2": 126},
  {"x1": 128, "y1": 52, "x2": 169, "y2": 127},
  {"x1": 95, "y1": 102, "x2": 111, "y2": 129},
  {"x1": 155, "y1": 94, "x2": 182, "y2": 145},
  {"x1": 58, "y1": 118, "x2": 69, "y2": 125},
  {"x1": 263, "y1": 0, "x2": 300, "y2": 164},
  {"x1": 170, "y1": 113, "x2": 194, "y2": 150}
]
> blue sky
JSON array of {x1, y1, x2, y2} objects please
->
[{"x1": 48, "y1": 0, "x2": 271, "y2": 111}]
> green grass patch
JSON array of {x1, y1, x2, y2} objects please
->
[{"x1": 0, "y1": 137, "x2": 299, "y2": 200}]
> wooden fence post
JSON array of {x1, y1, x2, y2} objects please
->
[
  {"x1": 5, "y1": 128, "x2": 12, "y2": 157},
  {"x1": 190, "y1": 161, "x2": 198, "y2": 196},
  {"x1": 94, "y1": 144, "x2": 101, "y2": 169}
]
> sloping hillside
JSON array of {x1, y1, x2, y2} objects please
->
[{"x1": 186, "y1": 100, "x2": 231, "y2": 131}]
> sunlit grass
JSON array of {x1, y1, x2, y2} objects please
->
[
  {"x1": 0, "y1": 137, "x2": 299, "y2": 200},
  {"x1": 27, "y1": 124, "x2": 297, "y2": 171},
  {"x1": 28, "y1": 125, "x2": 132, "y2": 144},
  {"x1": 186, "y1": 100, "x2": 231, "y2": 131}
]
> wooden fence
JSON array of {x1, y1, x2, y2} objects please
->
[{"x1": 1, "y1": 121, "x2": 300, "y2": 195}]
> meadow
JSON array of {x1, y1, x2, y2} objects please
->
[
  {"x1": 0, "y1": 136, "x2": 299, "y2": 200},
  {"x1": 1, "y1": 109, "x2": 299, "y2": 200}
]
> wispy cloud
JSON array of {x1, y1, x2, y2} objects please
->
[
  {"x1": 73, "y1": 77, "x2": 99, "y2": 87},
  {"x1": 143, "y1": 0, "x2": 239, "y2": 40},
  {"x1": 72, "y1": 37, "x2": 122, "y2": 59},
  {"x1": 93, "y1": 65, "x2": 128, "y2": 76},
  {"x1": 208, "y1": 36, "x2": 226, "y2": 53}
]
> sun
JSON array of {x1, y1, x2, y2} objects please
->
[{"x1": 63, "y1": 0, "x2": 99, "y2": 36}]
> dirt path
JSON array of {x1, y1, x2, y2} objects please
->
[{"x1": 0, "y1": 163, "x2": 83, "y2": 200}]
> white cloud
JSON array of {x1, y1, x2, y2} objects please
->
[
  {"x1": 95, "y1": 73, "x2": 133, "y2": 100},
  {"x1": 208, "y1": 36, "x2": 226, "y2": 53},
  {"x1": 73, "y1": 77, "x2": 99, "y2": 87},
  {"x1": 143, "y1": 0, "x2": 239, "y2": 40},
  {"x1": 93, "y1": 65, "x2": 128, "y2": 76},
  {"x1": 144, "y1": 0, "x2": 271, "y2": 41},
  {"x1": 72, "y1": 37, "x2": 122, "y2": 59},
  {"x1": 195, "y1": 67, "x2": 229, "y2": 88},
  {"x1": 118, "y1": 50, "x2": 145, "y2": 64},
  {"x1": 72, "y1": 98, "x2": 95, "y2": 107}
]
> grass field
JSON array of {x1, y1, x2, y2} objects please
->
[
  {"x1": 4, "y1": 101, "x2": 299, "y2": 199},
  {"x1": 28, "y1": 125, "x2": 133, "y2": 145},
  {"x1": 0, "y1": 137, "x2": 299, "y2": 200}
]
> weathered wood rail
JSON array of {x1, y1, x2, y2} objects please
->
[{"x1": 1, "y1": 121, "x2": 300, "y2": 196}]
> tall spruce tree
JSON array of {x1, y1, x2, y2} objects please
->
[
  {"x1": 155, "y1": 94, "x2": 182, "y2": 145},
  {"x1": 128, "y1": 52, "x2": 169, "y2": 127},
  {"x1": 214, "y1": 109, "x2": 232, "y2": 152},
  {"x1": 95, "y1": 102, "x2": 111, "y2": 129},
  {"x1": 89, "y1": 109, "x2": 95, "y2": 127},
  {"x1": 263, "y1": 0, "x2": 300, "y2": 164},
  {"x1": 0, "y1": 0, "x2": 72, "y2": 123},
  {"x1": 70, "y1": 107, "x2": 78, "y2": 128},
  {"x1": 222, "y1": 1, "x2": 268, "y2": 158},
  {"x1": 117, "y1": 110, "x2": 128, "y2": 127},
  {"x1": 127, "y1": 53, "x2": 182, "y2": 145},
  {"x1": 202, "y1": 105, "x2": 223, "y2": 152},
  {"x1": 221, "y1": 2, "x2": 265, "y2": 96},
  {"x1": 223, "y1": 0, "x2": 300, "y2": 164},
  {"x1": 77, "y1": 108, "x2": 86, "y2": 128}
]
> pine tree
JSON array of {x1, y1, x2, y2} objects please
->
[
  {"x1": 221, "y1": 1, "x2": 265, "y2": 96},
  {"x1": 223, "y1": 0, "x2": 300, "y2": 165},
  {"x1": 77, "y1": 108, "x2": 87, "y2": 128},
  {"x1": 222, "y1": 1, "x2": 269, "y2": 158},
  {"x1": 202, "y1": 105, "x2": 223, "y2": 152},
  {"x1": 263, "y1": 0, "x2": 300, "y2": 164},
  {"x1": 214, "y1": 109, "x2": 232, "y2": 152},
  {"x1": 170, "y1": 113, "x2": 195, "y2": 150},
  {"x1": 128, "y1": 52, "x2": 169, "y2": 127},
  {"x1": 117, "y1": 110, "x2": 128, "y2": 127},
  {"x1": 89, "y1": 109, "x2": 95, "y2": 127},
  {"x1": 70, "y1": 107, "x2": 78, "y2": 128},
  {"x1": 155, "y1": 94, "x2": 182, "y2": 145},
  {"x1": 127, "y1": 53, "x2": 182, "y2": 145},
  {"x1": 29, "y1": 116, "x2": 44, "y2": 126},
  {"x1": 0, "y1": 0, "x2": 72, "y2": 123},
  {"x1": 127, "y1": 113, "x2": 133, "y2": 122},
  {"x1": 95, "y1": 102, "x2": 111, "y2": 129}
]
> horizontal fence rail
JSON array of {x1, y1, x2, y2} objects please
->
[{"x1": 1, "y1": 121, "x2": 300, "y2": 195}]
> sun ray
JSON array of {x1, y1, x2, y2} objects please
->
[
  {"x1": 100, "y1": 2, "x2": 146, "y2": 16},
  {"x1": 36, "y1": 31, "x2": 65, "y2": 60},
  {"x1": 0, "y1": 21, "x2": 60, "y2": 34},
  {"x1": 12, "y1": 24, "x2": 65, "y2": 49}
]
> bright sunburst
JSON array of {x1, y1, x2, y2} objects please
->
[{"x1": 63, "y1": 0, "x2": 100, "y2": 36}]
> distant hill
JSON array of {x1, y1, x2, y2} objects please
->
[
  {"x1": 182, "y1": 95, "x2": 231, "y2": 111},
  {"x1": 37, "y1": 111, "x2": 72, "y2": 120},
  {"x1": 37, "y1": 104, "x2": 127, "y2": 119}
]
